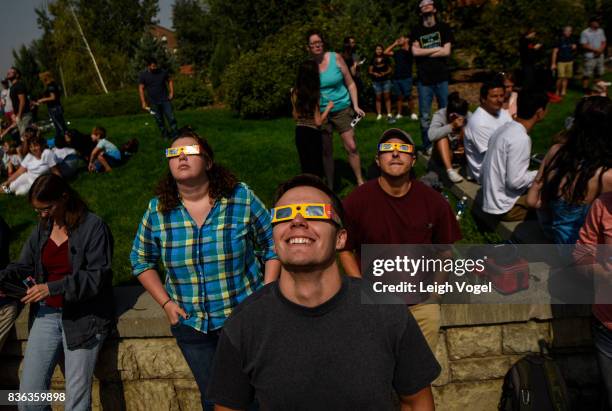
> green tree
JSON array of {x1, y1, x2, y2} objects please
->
[
  {"x1": 11, "y1": 44, "x2": 43, "y2": 98},
  {"x1": 172, "y1": 0, "x2": 214, "y2": 67},
  {"x1": 131, "y1": 32, "x2": 178, "y2": 77}
]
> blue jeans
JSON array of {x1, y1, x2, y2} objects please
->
[
  {"x1": 151, "y1": 101, "x2": 178, "y2": 139},
  {"x1": 593, "y1": 319, "x2": 612, "y2": 409},
  {"x1": 19, "y1": 304, "x2": 105, "y2": 411},
  {"x1": 171, "y1": 323, "x2": 219, "y2": 411},
  {"x1": 48, "y1": 106, "x2": 67, "y2": 141},
  {"x1": 417, "y1": 81, "x2": 449, "y2": 149}
]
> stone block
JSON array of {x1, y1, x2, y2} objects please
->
[
  {"x1": 123, "y1": 380, "x2": 181, "y2": 411},
  {"x1": 446, "y1": 326, "x2": 502, "y2": 360},
  {"x1": 96, "y1": 338, "x2": 190, "y2": 382},
  {"x1": 502, "y1": 321, "x2": 551, "y2": 354},
  {"x1": 174, "y1": 379, "x2": 201, "y2": 411},
  {"x1": 433, "y1": 379, "x2": 503, "y2": 411},
  {"x1": 450, "y1": 357, "x2": 511, "y2": 382},
  {"x1": 433, "y1": 332, "x2": 450, "y2": 386}
]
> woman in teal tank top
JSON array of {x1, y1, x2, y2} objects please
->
[{"x1": 307, "y1": 30, "x2": 366, "y2": 187}]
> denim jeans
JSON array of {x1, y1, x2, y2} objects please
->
[
  {"x1": 151, "y1": 101, "x2": 178, "y2": 139},
  {"x1": 593, "y1": 319, "x2": 612, "y2": 409},
  {"x1": 48, "y1": 106, "x2": 67, "y2": 141},
  {"x1": 171, "y1": 323, "x2": 219, "y2": 411},
  {"x1": 417, "y1": 81, "x2": 448, "y2": 149},
  {"x1": 19, "y1": 304, "x2": 105, "y2": 411}
]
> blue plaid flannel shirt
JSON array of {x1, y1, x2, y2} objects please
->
[{"x1": 130, "y1": 182, "x2": 277, "y2": 332}]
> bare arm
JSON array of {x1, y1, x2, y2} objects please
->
[
  {"x1": 51, "y1": 165, "x2": 61, "y2": 177},
  {"x1": 411, "y1": 40, "x2": 442, "y2": 57},
  {"x1": 2, "y1": 165, "x2": 26, "y2": 186},
  {"x1": 526, "y1": 144, "x2": 562, "y2": 208},
  {"x1": 214, "y1": 406, "x2": 242, "y2": 411},
  {"x1": 138, "y1": 84, "x2": 147, "y2": 109},
  {"x1": 137, "y1": 269, "x2": 188, "y2": 324},
  {"x1": 551, "y1": 48, "x2": 559, "y2": 68},
  {"x1": 339, "y1": 250, "x2": 361, "y2": 278},
  {"x1": 336, "y1": 54, "x2": 364, "y2": 116},
  {"x1": 384, "y1": 40, "x2": 398, "y2": 56},
  {"x1": 36, "y1": 92, "x2": 56, "y2": 105},
  {"x1": 263, "y1": 259, "x2": 281, "y2": 284},
  {"x1": 16, "y1": 94, "x2": 25, "y2": 118},
  {"x1": 168, "y1": 78, "x2": 174, "y2": 100},
  {"x1": 399, "y1": 386, "x2": 435, "y2": 411},
  {"x1": 314, "y1": 102, "x2": 334, "y2": 127},
  {"x1": 430, "y1": 42, "x2": 452, "y2": 57}
]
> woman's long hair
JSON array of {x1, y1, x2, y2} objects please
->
[
  {"x1": 156, "y1": 128, "x2": 238, "y2": 214},
  {"x1": 28, "y1": 174, "x2": 89, "y2": 232},
  {"x1": 541, "y1": 96, "x2": 612, "y2": 205},
  {"x1": 293, "y1": 60, "x2": 320, "y2": 118}
]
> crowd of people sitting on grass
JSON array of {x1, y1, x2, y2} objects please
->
[{"x1": 0, "y1": 0, "x2": 610, "y2": 409}]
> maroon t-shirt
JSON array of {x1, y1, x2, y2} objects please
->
[
  {"x1": 343, "y1": 179, "x2": 462, "y2": 253},
  {"x1": 42, "y1": 239, "x2": 70, "y2": 308}
]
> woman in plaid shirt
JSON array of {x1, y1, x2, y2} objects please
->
[{"x1": 130, "y1": 128, "x2": 280, "y2": 410}]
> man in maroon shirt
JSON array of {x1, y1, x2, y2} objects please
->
[{"x1": 339, "y1": 128, "x2": 461, "y2": 350}]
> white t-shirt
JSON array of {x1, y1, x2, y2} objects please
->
[
  {"x1": 481, "y1": 121, "x2": 537, "y2": 214},
  {"x1": 580, "y1": 27, "x2": 606, "y2": 59},
  {"x1": 464, "y1": 107, "x2": 512, "y2": 183},
  {"x1": 53, "y1": 147, "x2": 77, "y2": 161},
  {"x1": 21, "y1": 149, "x2": 58, "y2": 176},
  {"x1": 1, "y1": 89, "x2": 12, "y2": 113}
]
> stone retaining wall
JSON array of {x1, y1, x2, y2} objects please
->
[{"x1": 0, "y1": 288, "x2": 602, "y2": 411}]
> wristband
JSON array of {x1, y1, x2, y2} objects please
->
[{"x1": 161, "y1": 298, "x2": 172, "y2": 309}]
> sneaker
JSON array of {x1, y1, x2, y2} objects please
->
[
  {"x1": 395, "y1": 113, "x2": 403, "y2": 120},
  {"x1": 410, "y1": 113, "x2": 419, "y2": 121},
  {"x1": 446, "y1": 168, "x2": 463, "y2": 183},
  {"x1": 387, "y1": 116, "x2": 397, "y2": 124},
  {"x1": 376, "y1": 114, "x2": 383, "y2": 121}
]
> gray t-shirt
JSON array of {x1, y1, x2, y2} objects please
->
[
  {"x1": 580, "y1": 28, "x2": 606, "y2": 59},
  {"x1": 207, "y1": 276, "x2": 440, "y2": 410}
]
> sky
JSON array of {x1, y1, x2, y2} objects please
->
[{"x1": 0, "y1": 0, "x2": 174, "y2": 76}]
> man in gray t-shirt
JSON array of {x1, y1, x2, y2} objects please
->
[{"x1": 580, "y1": 17, "x2": 607, "y2": 91}]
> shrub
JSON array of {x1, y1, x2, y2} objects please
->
[
  {"x1": 172, "y1": 75, "x2": 214, "y2": 110},
  {"x1": 62, "y1": 89, "x2": 141, "y2": 119}
]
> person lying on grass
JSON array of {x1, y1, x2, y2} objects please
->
[{"x1": 88, "y1": 126, "x2": 122, "y2": 173}]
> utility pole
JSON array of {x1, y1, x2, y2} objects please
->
[{"x1": 68, "y1": 3, "x2": 108, "y2": 94}]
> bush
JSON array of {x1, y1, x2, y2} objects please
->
[
  {"x1": 172, "y1": 75, "x2": 214, "y2": 110},
  {"x1": 62, "y1": 89, "x2": 142, "y2": 119}
]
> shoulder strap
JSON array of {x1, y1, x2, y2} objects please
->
[
  {"x1": 543, "y1": 359, "x2": 570, "y2": 411},
  {"x1": 515, "y1": 359, "x2": 533, "y2": 411}
]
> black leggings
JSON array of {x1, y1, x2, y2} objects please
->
[{"x1": 295, "y1": 126, "x2": 324, "y2": 178}]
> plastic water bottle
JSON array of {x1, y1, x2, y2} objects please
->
[{"x1": 456, "y1": 196, "x2": 467, "y2": 221}]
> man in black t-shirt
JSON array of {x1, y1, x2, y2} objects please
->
[
  {"x1": 207, "y1": 174, "x2": 440, "y2": 411},
  {"x1": 411, "y1": 0, "x2": 453, "y2": 152},
  {"x1": 385, "y1": 35, "x2": 417, "y2": 121},
  {"x1": 6, "y1": 67, "x2": 32, "y2": 137},
  {"x1": 138, "y1": 57, "x2": 178, "y2": 139},
  {"x1": 551, "y1": 26, "x2": 577, "y2": 98}
]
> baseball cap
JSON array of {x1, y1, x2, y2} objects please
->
[
  {"x1": 419, "y1": 0, "x2": 435, "y2": 9},
  {"x1": 378, "y1": 128, "x2": 415, "y2": 146}
]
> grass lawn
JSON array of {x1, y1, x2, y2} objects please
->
[{"x1": 0, "y1": 82, "x2": 595, "y2": 285}]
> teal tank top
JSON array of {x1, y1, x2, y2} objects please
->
[{"x1": 319, "y1": 52, "x2": 351, "y2": 113}]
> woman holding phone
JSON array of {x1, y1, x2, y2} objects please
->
[
  {"x1": 0, "y1": 174, "x2": 114, "y2": 411},
  {"x1": 306, "y1": 29, "x2": 366, "y2": 188}
]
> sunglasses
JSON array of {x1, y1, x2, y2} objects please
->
[
  {"x1": 34, "y1": 204, "x2": 54, "y2": 215},
  {"x1": 378, "y1": 142, "x2": 415, "y2": 154},
  {"x1": 270, "y1": 203, "x2": 342, "y2": 226},
  {"x1": 165, "y1": 145, "x2": 201, "y2": 158}
]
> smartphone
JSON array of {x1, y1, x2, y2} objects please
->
[
  {"x1": 23, "y1": 276, "x2": 36, "y2": 288},
  {"x1": 350, "y1": 113, "x2": 363, "y2": 128}
]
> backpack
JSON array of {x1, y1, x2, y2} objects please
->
[{"x1": 499, "y1": 349, "x2": 571, "y2": 411}]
